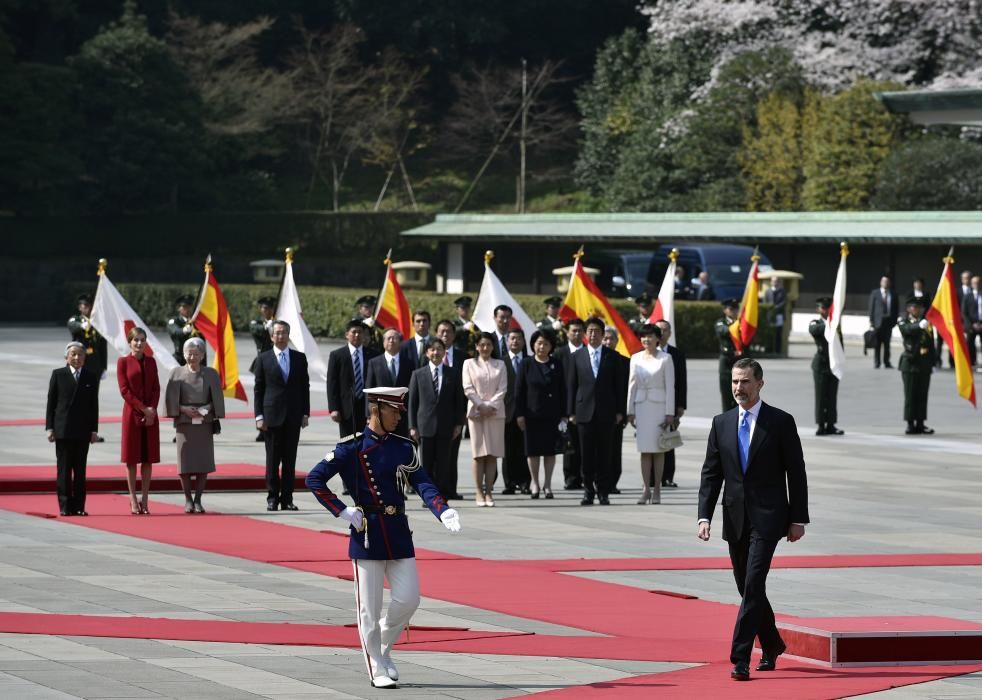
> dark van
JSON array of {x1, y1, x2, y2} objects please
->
[
  {"x1": 647, "y1": 244, "x2": 773, "y2": 302},
  {"x1": 589, "y1": 249, "x2": 657, "y2": 299}
]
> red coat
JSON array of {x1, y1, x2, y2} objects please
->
[{"x1": 117, "y1": 354, "x2": 160, "y2": 464}]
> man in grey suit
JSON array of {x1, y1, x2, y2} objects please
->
[
  {"x1": 868, "y1": 275, "x2": 899, "y2": 368},
  {"x1": 46, "y1": 342, "x2": 100, "y2": 516},
  {"x1": 408, "y1": 338, "x2": 466, "y2": 499},
  {"x1": 962, "y1": 274, "x2": 982, "y2": 367}
]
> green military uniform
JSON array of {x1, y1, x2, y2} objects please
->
[
  {"x1": 452, "y1": 296, "x2": 477, "y2": 358},
  {"x1": 809, "y1": 306, "x2": 842, "y2": 435},
  {"x1": 537, "y1": 296, "x2": 566, "y2": 344},
  {"x1": 628, "y1": 293, "x2": 654, "y2": 339},
  {"x1": 249, "y1": 318, "x2": 274, "y2": 374},
  {"x1": 166, "y1": 295, "x2": 199, "y2": 367},
  {"x1": 353, "y1": 295, "x2": 383, "y2": 354},
  {"x1": 897, "y1": 298, "x2": 935, "y2": 434},
  {"x1": 715, "y1": 299, "x2": 743, "y2": 412},
  {"x1": 67, "y1": 296, "x2": 107, "y2": 376}
]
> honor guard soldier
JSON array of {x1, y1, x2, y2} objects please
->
[
  {"x1": 629, "y1": 293, "x2": 654, "y2": 338},
  {"x1": 166, "y1": 295, "x2": 199, "y2": 366},
  {"x1": 353, "y1": 295, "x2": 384, "y2": 354},
  {"x1": 898, "y1": 296, "x2": 935, "y2": 435},
  {"x1": 249, "y1": 297, "x2": 276, "y2": 442},
  {"x1": 451, "y1": 295, "x2": 477, "y2": 358},
  {"x1": 306, "y1": 386, "x2": 461, "y2": 689},
  {"x1": 716, "y1": 299, "x2": 743, "y2": 412},
  {"x1": 68, "y1": 294, "x2": 108, "y2": 378},
  {"x1": 809, "y1": 297, "x2": 843, "y2": 436},
  {"x1": 537, "y1": 296, "x2": 565, "y2": 340}
]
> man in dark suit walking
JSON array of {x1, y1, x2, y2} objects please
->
[
  {"x1": 567, "y1": 317, "x2": 628, "y2": 505},
  {"x1": 655, "y1": 320, "x2": 686, "y2": 488},
  {"x1": 46, "y1": 342, "x2": 100, "y2": 516},
  {"x1": 327, "y1": 320, "x2": 378, "y2": 438},
  {"x1": 697, "y1": 358, "x2": 809, "y2": 681},
  {"x1": 868, "y1": 275, "x2": 899, "y2": 368},
  {"x1": 408, "y1": 338, "x2": 466, "y2": 499},
  {"x1": 255, "y1": 321, "x2": 310, "y2": 511}
]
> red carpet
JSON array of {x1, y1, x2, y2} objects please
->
[
  {"x1": 0, "y1": 463, "x2": 307, "y2": 494},
  {"x1": 0, "y1": 612, "x2": 527, "y2": 648},
  {"x1": 0, "y1": 493, "x2": 979, "y2": 698},
  {"x1": 0, "y1": 409, "x2": 332, "y2": 428},
  {"x1": 524, "y1": 552, "x2": 982, "y2": 571}
]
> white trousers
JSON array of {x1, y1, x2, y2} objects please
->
[{"x1": 352, "y1": 557, "x2": 420, "y2": 680}]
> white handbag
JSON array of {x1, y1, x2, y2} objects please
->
[{"x1": 658, "y1": 428, "x2": 683, "y2": 451}]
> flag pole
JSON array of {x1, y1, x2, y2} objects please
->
[
  {"x1": 190, "y1": 254, "x2": 212, "y2": 324},
  {"x1": 97, "y1": 258, "x2": 107, "y2": 276},
  {"x1": 372, "y1": 248, "x2": 393, "y2": 325}
]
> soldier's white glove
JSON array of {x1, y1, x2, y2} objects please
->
[
  {"x1": 440, "y1": 508, "x2": 461, "y2": 533},
  {"x1": 462, "y1": 321, "x2": 474, "y2": 331},
  {"x1": 183, "y1": 323, "x2": 194, "y2": 334},
  {"x1": 81, "y1": 318, "x2": 90, "y2": 331},
  {"x1": 552, "y1": 320, "x2": 562, "y2": 331},
  {"x1": 363, "y1": 317, "x2": 375, "y2": 327},
  {"x1": 918, "y1": 319, "x2": 929, "y2": 329},
  {"x1": 340, "y1": 506, "x2": 363, "y2": 530}
]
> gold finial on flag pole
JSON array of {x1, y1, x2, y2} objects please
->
[
  {"x1": 484, "y1": 250, "x2": 494, "y2": 266},
  {"x1": 944, "y1": 246, "x2": 955, "y2": 265},
  {"x1": 285, "y1": 247, "x2": 295, "y2": 263},
  {"x1": 668, "y1": 247, "x2": 679, "y2": 263},
  {"x1": 751, "y1": 245, "x2": 760, "y2": 263},
  {"x1": 573, "y1": 245, "x2": 585, "y2": 261},
  {"x1": 383, "y1": 248, "x2": 393, "y2": 266},
  {"x1": 204, "y1": 253, "x2": 213, "y2": 273},
  {"x1": 840, "y1": 241, "x2": 850, "y2": 257},
  {"x1": 97, "y1": 258, "x2": 107, "y2": 276}
]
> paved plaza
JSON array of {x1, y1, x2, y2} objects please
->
[{"x1": 0, "y1": 326, "x2": 980, "y2": 698}]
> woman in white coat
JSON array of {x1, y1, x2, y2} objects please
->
[{"x1": 626, "y1": 324, "x2": 675, "y2": 504}]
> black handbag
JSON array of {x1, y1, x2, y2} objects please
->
[
  {"x1": 863, "y1": 329, "x2": 876, "y2": 355},
  {"x1": 211, "y1": 418, "x2": 221, "y2": 435}
]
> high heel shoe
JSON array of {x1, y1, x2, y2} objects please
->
[
  {"x1": 194, "y1": 498, "x2": 205, "y2": 514},
  {"x1": 637, "y1": 488, "x2": 651, "y2": 505},
  {"x1": 484, "y1": 492, "x2": 495, "y2": 507},
  {"x1": 530, "y1": 488, "x2": 540, "y2": 500},
  {"x1": 475, "y1": 491, "x2": 487, "y2": 507},
  {"x1": 139, "y1": 498, "x2": 150, "y2": 515},
  {"x1": 543, "y1": 488, "x2": 554, "y2": 499},
  {"x1": 130, "y1": 501, "x2": 140, "y2": 515},
  {"x1": 184, "y1": 500, "x2": 194, "y2": 514}
]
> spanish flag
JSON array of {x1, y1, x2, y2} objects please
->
[
  {"x1": 192, "y1": 257, "x2": 247, "y2": 401},
  {"x1": 374, "y1": 251, "x2": 412, "y2": 339},
  {"x1": 559, "y1": 249, "x2": 641, "y2": 358},
  {"x1": 730, "y1": 251, "x2": 760, "y2": 353},
  {"x1": 925, "y1": 249, "x2": 976, "y2": 407}
]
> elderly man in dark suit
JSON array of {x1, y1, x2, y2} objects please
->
[
  {"x1": 367, "y1": 328, "x2": 412, "y2": 438},
  {"x1": 655, "y1": 320, "x2": 687, "y2": 488},
  {"x1": 698, "y1": 358, "x2": 809, "y2": 681},
  {"x1": 868, "y1": 275, "x2": 899, "y2": 369},
  {"x1": 327, "y1": 320, "x2": 379, "y2": 438},
  {"x1": 46, "y1": 342, "x2": 100, "y2": 516},
  {"x1": 567, "y1": 317, "x2": 628, "y2": 506},
  {"x1": 408, "y1": 338, "x2": 467, "y2": 499},
  {"x1": 255, "y1": 320, "x2": 311, "y2": 511}
]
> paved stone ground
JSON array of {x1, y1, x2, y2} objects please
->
[{"x1": 0, "y1": 326, "x2": 980, "y2": 698}]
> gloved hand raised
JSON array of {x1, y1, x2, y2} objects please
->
[
  {"x1": 440, "y1": 508, "x2": 461, "y2": 533},
  {"x1": 340, "y1": 506, "x2": 363, "y2": 530}
]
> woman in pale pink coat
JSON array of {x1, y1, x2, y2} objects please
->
[{"x1": 461, "y1": 332, "x2": 508, "y2": 506}]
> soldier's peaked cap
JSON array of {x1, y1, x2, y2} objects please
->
[
  {"x1": 175, "y1": 294, "x2": 195, "y2": 306},
  {"x1": 454, "y1": 295, "x2": 473, "y2": 307},
  {"x1": 815, "y1": 296, "x2": 833, "y2": 308},
  {"x1": 905, "y1": 295, "x2": 927, "y2": 307},
  {"x1": 721, "y1": 298, "x2": 740, "y2": 309},
  {"x1": 76, "y1": 293, "x2": 93, "y2": 305},
  {"x1": 366, "y1": 386, "x2": 409, "y2": 410},
  {"x1": 544, "y1": 296, "x2": 562, "y2": 306},
  {"x1": 257, "y1": 296, "x2": 276, "y2": 306},
  {"x1": 356, "y1": 295, "x2": 376, "y2": 306}
]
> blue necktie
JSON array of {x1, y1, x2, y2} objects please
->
[
  {"x1": 352, "y1": 350, "x2": 363, "y2": 398},
  {"x1": 512, "y1": 355, "x2": 520, "y2": 374},
  {"x1": 738, "y1": 411, "x2": 751, "y2": 474},
  {"x1": 500, "y1": 335, "x2": 507, "y2": 359},
  {"x1": 591, "y1": 348, "x2": 600, "y2": 377},
  {"x1": 278, "y1": 351, "x2": 289, "y2": 381},
  {"x1": 389, "y1": 357, "x2": 397, "y2": 383}
]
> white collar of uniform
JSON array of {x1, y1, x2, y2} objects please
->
[
  {"x1": 569, "y1": 342, "x2": 581, "y2": 353},
  {"x1": 739, "y1": 400, "x2": 763, "y2": 422}
]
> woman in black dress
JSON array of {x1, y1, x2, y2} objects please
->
[{"x1": 514, "y1": 330, "x2": 566, "y2": 499}]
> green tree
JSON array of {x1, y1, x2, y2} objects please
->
[
  {"x1": 71, "y1": 0, "x2": 207, "y2": 212},
  {"x1": 871, "y1": 137, "x2": 982, "y2": 210},
  {"x1": 801, "y1": 81, "x2": 904, "y2": 211},
  {"x1": 739, "y1": 91, "x2": 807, "y2": 211}
]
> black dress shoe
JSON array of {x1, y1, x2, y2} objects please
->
[
  {"x1": 580, "y1": 496, "x2": 594, "y2": 506},
  {"x1": 95, "y1": 436, "x2": 105, "y2": 443},
  {"x1": 255, "y1": 432, "x2": 265, "y2": 442},
  {"x1": 75, "y1": 511, "x2": 88, "y2": 517},
  {"x1": 520, "y1": 486, "x2": 532, "y2": 495},
  {"x1": 598, "y1": 495, "x2": 611, "y2": 505},
  {"x1": 564, "y1": 481, "x2": 583, "y2": 490},
  {"x1": 731, "y1": 662, "x2": 750, "y2": 681},
  {"x1": 905, "y1": 423, "x2": 918, "y2": 435},
  {"x1": 884, "y1": 362, "x2": 894, "y2": 369},
  {"x1": 662, "y1": 480, "x2": 678, "y2": 488},
  {"x1": 282, "y1": 503, "x2": 299, "y2": 511},
  {"x1": 609, "y1": 487, "x2": 621, "y2": 495},
  {"x1": 451, "y1": 493, "x2": 464, "y2": 500},
  {"x1": 756, "y1": 655, "x2": 777, "y2": 672},
  {"x1": 501, "y1": 487, "x2": 516, "y2": 495},
  {"x1": 59, "y1": 510, "x2": 70, "y2": 517},
  {"x1": 815, "y1": 426, "x2": 827, "y2": 436},
  {"x1": 266, "y1": 502, "x2": 278, "y2": 511},
  {"x1": 826, "y1": 425, "x2": 844, "y2": 435},
  {"x1": 920, "y1": 425, "x2": 934, "y2": 434}
]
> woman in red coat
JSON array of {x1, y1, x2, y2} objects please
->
[{"x1": 117, "y1": 327, "x2": 160, "y2": 514}]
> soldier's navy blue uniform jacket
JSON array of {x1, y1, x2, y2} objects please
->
[{"x1": 306, "y1": 428, "x2": 449, "y2": 560}]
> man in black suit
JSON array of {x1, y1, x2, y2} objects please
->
[
  {"x1": 45, "y1": 342, "x2": 100, "y2": 516},
  {"x1": 868, "y1": 275, "x2": 899, "y2": 368},
  {"x1": 555, "y1": 318, "x2": 585, "y2": 490},
  {"x1": 489, "y1": 305, "x2": 513, "y2": 360},
  {"x1": 501, "y1": 328, "x2": 530, "y2": 495},
  {"x1": 962, "y1": 274, "x2": 982, "y2": 367},
  {"x1": 255, "y1": 320, "x2": 311, "y2": 511},
  {"x1": 400, "y1": 310, "x2": 432, "y2": 369},
  {"x1": 656, "y1": 320, "x2": 687, "y2": 488},
  {"x1": 436, "y1": 320, "x2": 466, "y2": 497},
  {"x1": 697, "y1": 358, "x2": 809, "y2": 681},
  {"x1": 408, "y1": 338, "x2": 466, "y2": 499},
  {"x1": 602, "y1": 326, "x2": 629, "y2": 494},
  {"x1": 367, "y1": 328, "x2": 412, "y2": 438},
  {"x1": 567, "y1": 317, "x2": 628, "y2": 505},
  {"x1": 327, "y1": 320, "x2": 378, "y2": 438}
]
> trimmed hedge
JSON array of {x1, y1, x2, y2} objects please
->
[{"x1": 69, "y1": 282, "x2": 776, "y2": 357}]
